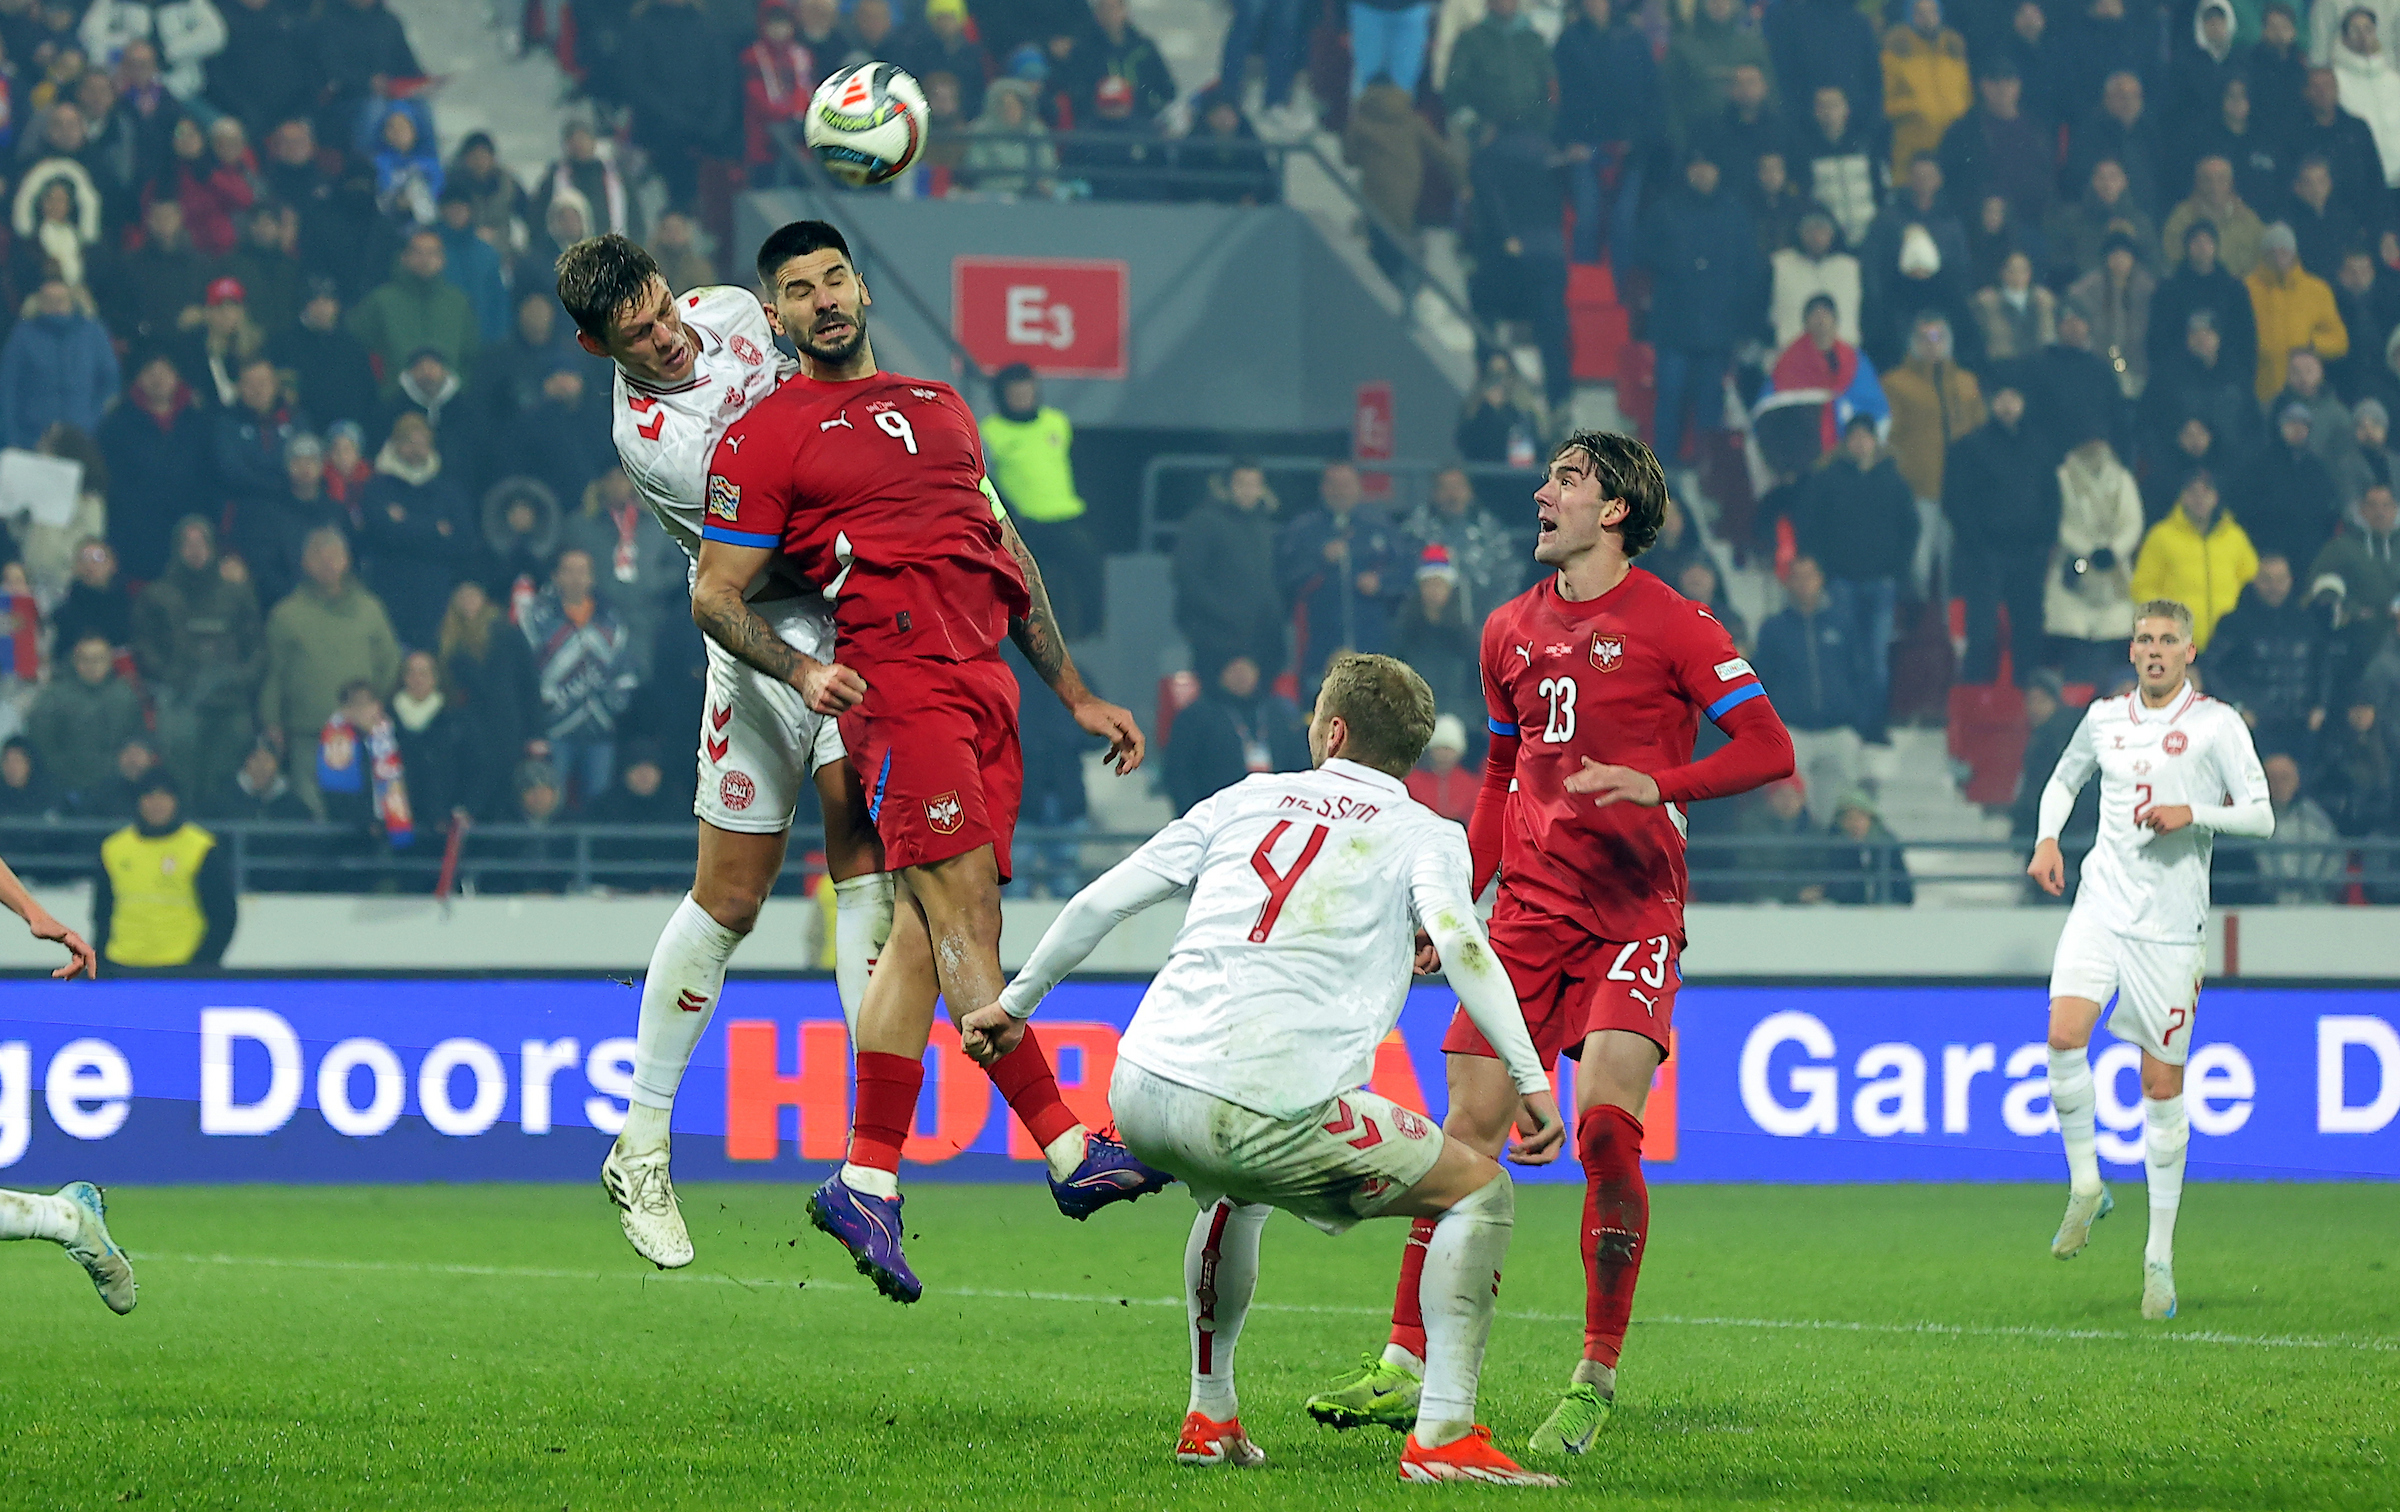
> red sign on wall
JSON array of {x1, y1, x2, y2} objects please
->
[
  {"x1": 1355, "y1": 379, "x2": 1394, "y2": 501},
  {"x1": 952, "y1": 256, "x2": 1130, "y2": 379}
]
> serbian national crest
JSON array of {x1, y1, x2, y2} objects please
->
[
  {"x1": 1591, "y1": 633, "x2": 1626, "y2": 672},
  {"x1": 925, "y1": 791, "x2": 964, "y2": 834},
  {"x1": 729, "y1": 334, "x2": 763, "y2": 366}
]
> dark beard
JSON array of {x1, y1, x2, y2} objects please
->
[{"x1": 798, "y1": 308, "x2": 869, "y2": 366}]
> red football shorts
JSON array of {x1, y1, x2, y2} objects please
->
[
  {"x1": 842, "y1": 654, "x2": 1023, "y2": 880},
  {"x1": 1441, "y1": 903, "x2": 1680, "y2": 1065}
]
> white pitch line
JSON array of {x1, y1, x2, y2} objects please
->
[{"x1": 141, "y1": 1253, "x2": 2398, "y2": 1355}]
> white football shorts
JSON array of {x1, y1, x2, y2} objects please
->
[
  {"x1": 1110, "y1": 1061, "x2": 1444, "y2": 1234},
  {"x1": 2047, "y1": 905, "x2": 2205, "y2": 1066},
  {"x1": 693, "y1": 594, "x2": 847, "y2": 834}
]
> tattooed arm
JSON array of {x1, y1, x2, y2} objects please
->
[
  {"x1": 692, "y1": 538, "x2": 865, "y2": 716},
  {"x1": 999, "y1": 514, "x2": 1146, "y2": 775}
]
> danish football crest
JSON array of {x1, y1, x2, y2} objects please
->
[
  {"x1": 2162, "y1": 731, "x2": 2189, "y2": 756},
  {"x1": 925, "y1": 791, "x2": 964, "y2": 834},
  {"x1": 719, "y1": 771, "x2": 755, "y2": 811},
  {"x1": 730, "y1": 334, "x2": 763, "y2": 366},
  {"x1": 1591, "y1": 633, "x2": 1626, "y2": 671}
]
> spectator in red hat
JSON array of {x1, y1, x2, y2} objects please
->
[
  {"x1": 182, "y1": 273, "x2": 265, "y2": 406},
  {"x1": 1405, "y1": 713, "x2": 1479, "y2": 822},
  {"x1": 1392, "y1": 541, "x2": 1481, "y2": 725}
]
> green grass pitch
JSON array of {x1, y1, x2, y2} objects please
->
[{"x1": 4, "y1": 1182, "x2": 2395, "y2": 1510}]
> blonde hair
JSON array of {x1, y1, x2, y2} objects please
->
[
  {"x1": 1318, "y1": 653, "x2": 1437, "y2": 776},
  {"x1": 2134, "y1": 598, "x2": 2195, "y2": 636}
]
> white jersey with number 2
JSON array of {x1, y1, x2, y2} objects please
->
[
  {"x1": 2039, "y1": 683, "x2": 2272, "y2": 943},
  {"x1": 1000, "y1": 759, "x2": 1549, "y2": 1121}
]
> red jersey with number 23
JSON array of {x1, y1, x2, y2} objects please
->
[
  {"x1": 701, "y1": 370, "x2": 1028, "y2": 668},
  {"x1": 1482, "y1": 567, "x2": 1764, "y2": 946}
]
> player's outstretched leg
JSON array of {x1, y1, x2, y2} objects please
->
[
  {"x1": 1398, "y1": 1171, "x2": 1561, "y2": 1487},
  {"x1": 1176, "y1": 1199, "x2": 1270, "y2": 1468},
  {"x1": 2141, "y1": 1084, "x2": 2187, "y2": 1320},
  {"x1": 1, "y1": 1183, "x2": 136, "y2": 1313},
  {"x1": 1529, "y1": 1103, "x2": 1645, "y2": 1458},
  {"x1": 1306, "y1": 1219, "x2": 1430, "y2": 1431},
  {"x1": 609, "y1": 891, "x2": 744, "y2": 1269}
]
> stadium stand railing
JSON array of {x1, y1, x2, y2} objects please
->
[{"x1": 7, "y1": 819, "x2": 2390, "y2": 904}]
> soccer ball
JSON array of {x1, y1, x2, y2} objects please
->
[{"x1": 804, "y1": 63, "x2": 930, "y2": 186}]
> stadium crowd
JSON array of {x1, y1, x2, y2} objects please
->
[
  {"x1": 0, "y1": 0, "x2": 2394, "y2": 915},
  {"x1": 1148, "y1": 0, "x2": 2400, "y2": 901}
]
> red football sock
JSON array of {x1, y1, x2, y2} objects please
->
[
  {"x1": 1577, "y1": 1104, "x2": 1650, "y2": 1369},
  {"x1": 1387, "y1": 1217, "x2": 1436, "y2": 1359},
  {"x1": 984, "y1": 1026, "x2": 1082, "y2": 1150},
  {"x1": 847, "y1": 1051, "x2": 924, "y2": 1173}
]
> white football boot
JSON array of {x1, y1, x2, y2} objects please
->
[{"x1": 601, "y1": 1143, "x2": 694, "y2": 1269}]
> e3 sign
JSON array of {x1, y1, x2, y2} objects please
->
[{"x1": 953, "y1": 256, "x2": 1129, "y2": 379}]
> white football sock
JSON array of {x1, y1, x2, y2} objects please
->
[
  {"x1": 1042, "y1": 1126, "x2": 1090, "y2": 1183},
  {"x1": 1185, "y1": 1200, "x2": 1268, "y2": 1421},
  {"x1": 2048, "y1": 1047, "x2": 2103, "y2": 1195},
  {"x1": 1417, "y1": 1173, "x2": 1515, "y2": 1448},
  {"x1": 0, "y1": 1188, "x2": 77, "y2": 1244},
  {"x1": 619, "y1": 1103, "x2": 671, "y2": 1154},
  {"x1": 838, "y1": 1162, "x2": 899, "y2": 1199},
  {"x1": 1381, "y1": 1343, "x2": 1427, "y2": 1375},
  {"x1": 629, "y1": 895, "x2": 744, "y2": 1119},
  {"x1": 831, "y1": 872, "x2": 897, "y2": 1036},
  {"x1": 1571, "y1": 1358, "x2": 1617, "y2": 1397},
  {"x1": 2143, "y1": 1094, "x2": 2188, "y2": 1266}
]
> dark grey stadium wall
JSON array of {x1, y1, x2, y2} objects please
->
[{"x1": 735, "y1": 191, "x2": 1465, "y2": 457}]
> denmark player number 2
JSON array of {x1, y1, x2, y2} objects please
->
[
  {"x1": 874, "y1": 410, "x2": 918, "y2": 454},
  {"x1": 1606, "y1": 935, "x2": 1672, "y2": 989},
  {"x1": 1538, "y1": 676, "x2": 1578, "y2": 743}
]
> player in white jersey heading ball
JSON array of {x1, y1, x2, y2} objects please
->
[
  {"x1": 961, "y1": 654, "x2": 1567, "y2": 1485},
  {"x1": 2027, "y1": 598, "x2": 2272, "y2": 1319},
  {"x1": 556, "y1": 234, "x2": 897, "y2": 1270}
]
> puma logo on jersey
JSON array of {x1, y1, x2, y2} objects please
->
[
  {"x1": 1514, "y1": 644, "x2": 1533, "y2": 665},
  {"x1": 723, "y1": 434, "x2": 743, "y2": 453},
  {"x1": 1628, "y1": 987, "x2": 1658, "y2": 1014},
  {"x1": 821, "y1": 412, "x2": 854, "y2": 431}
]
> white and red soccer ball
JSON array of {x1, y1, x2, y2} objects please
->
[{"x1": 805, "y1": 62, "x2": 931, "y2": 186}]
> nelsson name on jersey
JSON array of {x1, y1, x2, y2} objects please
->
[
  {"x1": 606, "y1": 284, "x2": 837, "y2": 829},
  {"x1": 1004, "y1": 761, "x2": 1548, "y2": 1122},
  {"x1": 2043, "y1": 684, "x2": 2271, "y2": 943}
]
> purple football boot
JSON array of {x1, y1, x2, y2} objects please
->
[
  {"x1": 807, "y1": 1173, "x2": 922, "y2": 1304},
  {"x1": 1049, "y1": 1128, "x2": 1176, "y2": 1220}
]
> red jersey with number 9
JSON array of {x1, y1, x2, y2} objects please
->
[
  {"x1": 1482, "y1": 567, "x2": 1764, "y2": 946},
  {"x1": 701, "y1": 370, "x2": 1029, "y2": 668}
]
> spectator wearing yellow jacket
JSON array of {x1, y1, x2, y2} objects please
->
[
  {"x1": 2247, "y1": 222, "x2": 2348, "y2": 402},
  {"x1": 2130, "y1": 470, "x2": 2259, "y2": 648},
  {"x1": 1880, "y1": 0, "x2": 1971, "y2": 180}
]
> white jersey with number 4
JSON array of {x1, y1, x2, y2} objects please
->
[
  {"x1": 1071, "y1": 760, "x2": 1544, "y2": 1121},
  {"x1": 2041, "y1": 683, "x2": 2271, "y2": 943}
]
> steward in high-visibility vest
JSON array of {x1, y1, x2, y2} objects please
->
[{"x1": 92, "y1": 776, "x2": 236, "y2": 970}]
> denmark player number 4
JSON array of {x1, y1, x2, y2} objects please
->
[{"x1": 1247, "y1": 820, "x2": 1329, "y2": 943}]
